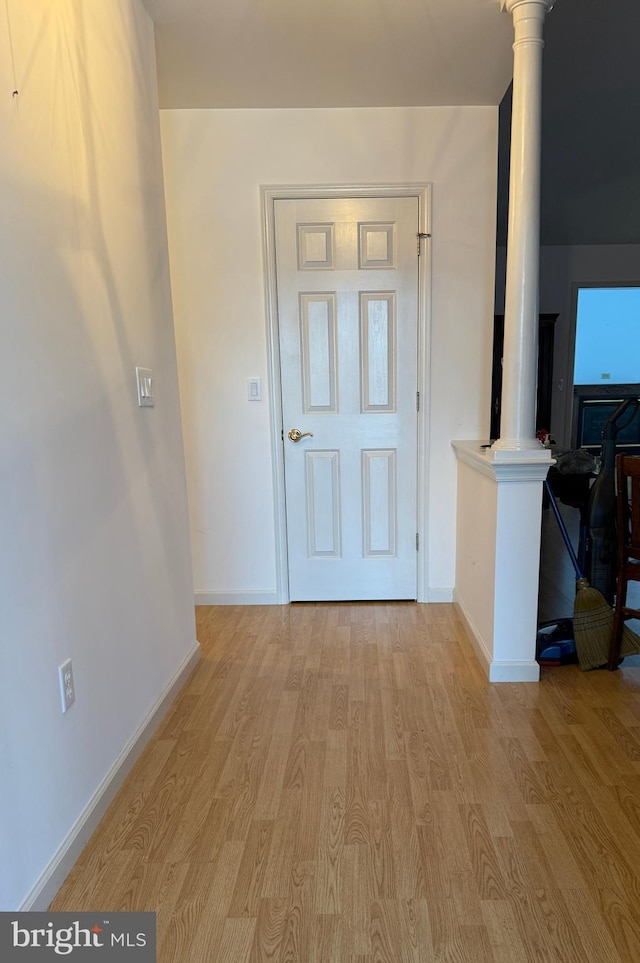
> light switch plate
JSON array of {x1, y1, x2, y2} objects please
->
[
  {"x1": 136, "y1": 367, "x2": 155, "y2": 407},
  {"x1": 247, "y1": 377, "x2": 262, "y2": 401}
]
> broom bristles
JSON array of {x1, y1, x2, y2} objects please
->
[
  {"x1": 573, "y1": 580, "x2": 614, "y2": 670},
  {"x1": 573, "y1": 577, "x2": 640, "y2": 669}
]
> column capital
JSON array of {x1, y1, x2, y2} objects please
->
[{"x1": 501, "y1": 0, "x2": 555, "y2": 15}]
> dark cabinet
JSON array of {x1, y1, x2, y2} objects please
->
[{"x1": 490, "y1": 312, "x2": 558, "y2": 440}]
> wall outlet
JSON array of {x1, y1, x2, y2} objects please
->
[{"x1": 58, "y1": 659, "x2": 75, "y2": 713}]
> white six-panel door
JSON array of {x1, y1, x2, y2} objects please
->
[{"x1": 275, "y1": 196, "x2": 419, "y2": 601}]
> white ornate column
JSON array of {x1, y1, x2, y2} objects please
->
[
  {"x1": 451, "y1": 1, "x2": 556, "y2": 683},
  {"x1": 493, "y1": 0, "x2": 555, "y2": 453}
]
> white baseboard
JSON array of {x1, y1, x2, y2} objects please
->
[
  {"x1": 453, "y1": 592, "x2": 540, "y2": 683},
  {"x1": 195, "y1": 591, "x2": 280, "y2": 606},
  {"x1": 21, "y1": 641, "x2": 201, "y2": 911},
  {"x1": 487, "y1": 660, "x2": 540, "y2": 683},
  {"x1": 426, "y1": 587, "x2": 454, "y2": 603},
  {"x1": 454, "y1": 591, "x2": 492, "y2": 676},
  {"x1": 196, "y1": 591, "x2": 454, "y2": 606}
]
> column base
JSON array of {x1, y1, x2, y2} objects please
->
[
  {"x1": 491, "y1": 437, "x2": 547, "y2": 454},
  {"x1": 452, "y1": 441, "x2": 552, "y2": 682},
  {"x1": 455, "y1": 592, "x2": 541, "y2": 682},
  {"x1": 488, "y1": 444, "x2": 553, "y2": 464}
]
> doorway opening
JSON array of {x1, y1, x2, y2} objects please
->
[{"x1": 261, "y1": 184, "x2": 432, "y2": 603}]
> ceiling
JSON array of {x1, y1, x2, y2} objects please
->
[
  {"x1": 142, "y1": 0, "x2": 515, "y2": 109},
  {"x1": 143, "y1": 0, "x2": 640, "y2": 247}
]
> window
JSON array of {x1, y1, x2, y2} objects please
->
[
  {"x1": 573, "y1": 286, "x2": 640, "y2": 386},
  {"x1": 572, "y1": 285, "x2": 640, "y2": 451}
]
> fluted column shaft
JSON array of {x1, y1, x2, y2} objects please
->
[{"x1": 493, "y1": 0, "x2": 555, "y2": 452}]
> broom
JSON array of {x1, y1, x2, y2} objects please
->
[{"x1": 543, "y1": 479, "x2": 640, "y2": 670}]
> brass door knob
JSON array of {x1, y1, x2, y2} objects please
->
[{"x1": 287, "y1": 428, "x2": 314, "y2": 443}]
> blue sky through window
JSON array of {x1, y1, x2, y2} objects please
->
[{"x1": 574, "y1": 287, "x2": 640, "y2": 385}]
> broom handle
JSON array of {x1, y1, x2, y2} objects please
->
[{"x1": 543, "y1": 479, "x2": 584, "y2": 579}]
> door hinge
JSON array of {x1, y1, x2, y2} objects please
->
[
  {"x1": 416, "y1": 533, "x2": 419, "y2": 551},
  {"x1": 416, "y1": 391, "x2": 420, "y2": 412},
  {"x1": 416, "y1": 232, "x2": 431, "y2": 256}
]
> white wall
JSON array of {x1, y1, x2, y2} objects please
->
[
  {"x1": 0, "y1": 1, "x2": 196, "y2": 909},
  {"x1": 160, "y1": 107, "x2": 499, "y2": 601},
  {"x1": 496, "y1": 244, "x2": 640, "y2": 446}
]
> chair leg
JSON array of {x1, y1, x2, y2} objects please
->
[
  {"x1": 608, "y1": 610, "x2": 623, "y2": 670},
  {"x1": 608, "y1": 577, "x2": 628, "y2": 670}
]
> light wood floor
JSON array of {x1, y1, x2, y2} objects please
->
[{"x1": 51, "y1": 603, "x2": 640, "y2": 962}]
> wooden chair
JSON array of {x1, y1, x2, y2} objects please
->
[{"x1": 608, "y1": 454, "x2": 640, "y2": 669}]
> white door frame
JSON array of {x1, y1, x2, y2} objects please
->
[{"x1": 261, "y1": 183, "x2": 432, "y2": 604}]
